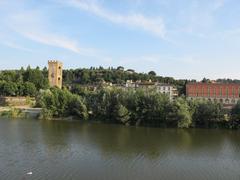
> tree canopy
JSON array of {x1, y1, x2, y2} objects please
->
[
  {"x1": 0, "y1": 66, "x2": 48, "y2": 97},
  {"x1": 35, "y1": 87, "x2": 239, "y2": 129}
]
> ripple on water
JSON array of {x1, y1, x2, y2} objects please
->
[{"x1": 0, "y1": 119, "x2": 240, "y2": 180}]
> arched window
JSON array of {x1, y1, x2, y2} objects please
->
[{"x1": 225, "y1": 99, "x2": 229, "y2": 104}]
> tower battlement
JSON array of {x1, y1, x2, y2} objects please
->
[{"x1": 48, "y1": 60, "x2": 63, "y2": 64}]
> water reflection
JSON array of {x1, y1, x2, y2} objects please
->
[
  {"x1": 33, "y1": 120, "x2": 240, "y2": 162},
  {"x1": 0, "y1": 118, "x2": 240, "y2": 180}
]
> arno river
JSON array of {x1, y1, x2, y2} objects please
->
[{"x1": 0, "y1": 118, "x2": 240, "y2": 180}]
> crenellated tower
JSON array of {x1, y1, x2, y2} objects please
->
[{"x1": 48, "y1": 60, "x2": 63, "y2": 89}]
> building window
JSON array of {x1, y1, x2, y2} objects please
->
[
  {"x1": 198, "y1": 87, "x2": 201, "y2": 97},
  {"x1": 225, "y1": 99, "x2": 229, "y2": 104}
]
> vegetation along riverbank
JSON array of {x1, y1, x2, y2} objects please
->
[
  {"x1": 0, "y1": 66, "x2": 240, "y2": 129},
  {"x1": 35, "y1": 87, "x2": 240, "y2": 129}
]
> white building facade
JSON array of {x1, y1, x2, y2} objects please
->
[
  {"x1": 155, "y1": 84, "x2": 178, "y2": 100},
  {"x1": 125, "y1": 81, "x2": 178, "y2": 100}
]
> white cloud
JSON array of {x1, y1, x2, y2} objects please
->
[
  {"x1": 174, "y1": 0, "x2": 226, "y2": 39},
  {"x1": 60, "y1": 0, "x2": 166, "y2": 38},
  {"x1": 0, "y1": 0, "x2": 122, "y2": 65},
  {"x1": 0, "y1": 1, "x2": 99, "y2": 56},
  {"x1": 2, "y1": 41, "x2": 33, "y2": 52},
  {"x1": 6, "y1": 10, "x2": 86, "y2": 54}
]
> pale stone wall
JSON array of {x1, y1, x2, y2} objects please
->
[
  {"x1": 0, "y1": 97, "x2": 30, "y2": 106},
  {"x1": 48, "y1": 60, "x2": 63, "y2": 89}
]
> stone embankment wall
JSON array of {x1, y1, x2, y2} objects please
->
[{"x1": 0, "y1": 97, "x2": 34, "y2": 106}]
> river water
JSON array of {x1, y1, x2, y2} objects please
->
[{"x1": 0, "y1": 118, "x2": 240, "y2": 180}]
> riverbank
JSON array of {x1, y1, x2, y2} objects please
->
[
  {"x1": 0, "y1": 106, "x2": 41, "y2": 118},
  {"x1": 0, "y1": 106, "x2": 235, "y2": 130},
  {"x1": 0, "y1": 110, "x2": 238, "y2": 130}
]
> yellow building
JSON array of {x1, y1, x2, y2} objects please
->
[{"x1": 48, "y1": 60, "x2": 63, "y2": 89}]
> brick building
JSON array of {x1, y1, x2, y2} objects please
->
[{"x1": 186, "y1": 82, "x2": 240, "y2": 107}]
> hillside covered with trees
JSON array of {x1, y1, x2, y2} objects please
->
[
  {"x1": 2, "y1": 66, "x2": 240, "y2": 98},
  {"x1": 63, "y1": 67, "x2": 189, "y2": 95},
  {"x1": 0, "y1": 66, "x2": 190, "y2": 96},
  {"x1": 1, "y1": 66, "x2": 240, "y2": 129}
]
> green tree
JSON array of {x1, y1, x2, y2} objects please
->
[
  {"x1": 68, "y1": 95, "x2": 88, "y2": 120},
  {"x1": 23, "y1": 82, "x2": 37, "y2": 96},
  {"x1": 166, "y1": 98, "x2": 192, "y2": 128},
  {"x1": 192, "y1": 100, "x2": 224, "y2": 128},
  {"x1": 230, "y1": 100, "x2": 240, "y2": 129},
  {"x1": 148, "y1": 71, "x2": 156, "y2": 76},
  {"x1": 81, "y1": 70, "x2": 90, "y2": 84},
  {"x1": 23, "y1": 66, "x2": 48, "y2": 90},
  {"x1": 36, "y1": 88, "x2": 88, "y2": 120},
  {"x1": 115, "y1": 104, "x2": 130, "y2": 125},
  {"x1": 2, "y1": 82, "x2": 18, "y2": 96}
]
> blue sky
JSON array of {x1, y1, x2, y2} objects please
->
[{"x1": 0, "y1": 0, "x2": 240, "y2": 80}]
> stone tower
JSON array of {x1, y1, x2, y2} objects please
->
[{"x1": 48, "y1": 60, "x2": 63, "y2": 89}]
